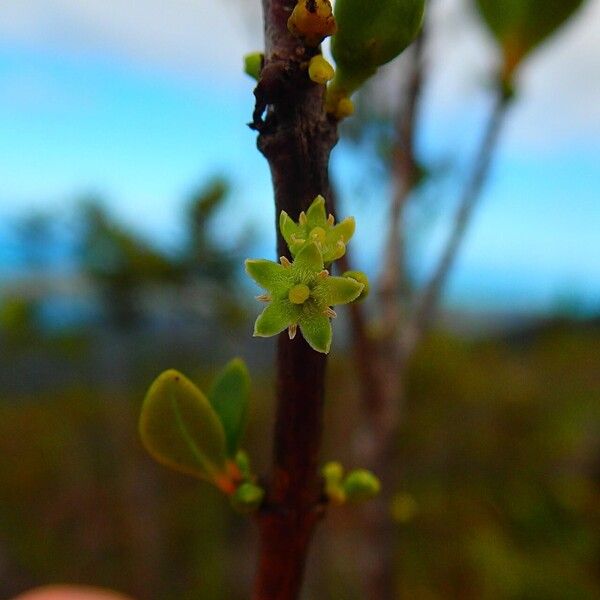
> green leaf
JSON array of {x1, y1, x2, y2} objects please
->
[
  {"x1": 474, "y1": 0, "x2": 585, "y2": 78},
  {"x1": 254, "y1": 301, "x2": 298, "y2": 337},
  {"x1": 245, "y1": 259, "x2": 290, "y2": 295},
  {"x1": 314, "y1": 275, "x2": 364, "y2": 305},
  {"x1": 208, "y1": 358, "x2": 251, "y2": 457},
  {"x1": 330, "y1": 0, "x2": 426, "y2": 96},
  {"x1": 139, "y1": 370, "x2": 231, "y2": 489},
  {"x1": 299, "y1": 314, "x2": 332, "y2": 353}
]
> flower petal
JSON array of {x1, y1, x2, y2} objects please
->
[
  {"x1": 293, "y1": 242, "x2": 324, "y2": 274},
  {"x1": 313, "y1": 275, "x2": 363, "y2": 305},
  {"x1": 306, "y1": 195, "x2": 327, "y2": 226},
  {"x1": 245, "y1": 259, "x2": 291, "y2": 295},
  {"x1": 254, "y1": 301, "x2": 299, "y2": 337},
  {"x1": 279, "y1": 211, "x2": 302, "y2": 247},
  {"x1": 299, "y1": 315, "x2": 332, "y2": 354},
  {"x1": 333, "y1": 217, "x2": 356, "y2": 243}
]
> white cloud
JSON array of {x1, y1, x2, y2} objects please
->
[
  {"x1": 0, "y1": 0, "x2": 598, "y2": 146},
  {"x1": 0, "y1": 0, "x2": 263, "y2": 78}
]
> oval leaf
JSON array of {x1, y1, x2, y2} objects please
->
[
  {"x1": 139, "y1": 369, "x2": 229, "y2": 485},
  {"x1": 331, "y1": 0, "x2": 426, "y2": 94},
  {"x1": 475, "y1": 0, "x2": 585, "y2": 76},
  {"x1": 208, "y1": 358, "x2": 251, "y2": 457}
]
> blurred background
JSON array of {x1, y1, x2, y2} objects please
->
[{"x1": 0, "y1": 0, "x2": 599, "y2": 598}]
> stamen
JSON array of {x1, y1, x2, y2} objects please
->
[
  {"x1": 324, "y1": 307, "x2": 337, "y2": 319},
  {"x1": 288, "y1": 324, "x2": 298, "y2": 339},
  {"x1": 255, "y1": 294, "x2": 271, "y2": 303},
  {"x1": 280, "y1": 256, "x2": 292, "y2": 268}
]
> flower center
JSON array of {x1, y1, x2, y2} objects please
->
[
  {"x1": 309, "y1": 226, "x2": 326, "y2": 243},
  {"x1": 288, "y1": 284, "x2": 311, "y2": 305}
]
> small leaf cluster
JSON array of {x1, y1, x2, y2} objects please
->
[
  {"x1": 139, "y1": 360, "x2": 264, "y2": 514},
  {"x1": 322, "y1": 462, "x2": 381, "y2": 505},
  {"x1": 246, "y1": 196, "x2": 368, "y2": 354}
]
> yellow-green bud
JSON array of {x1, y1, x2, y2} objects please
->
[
  {"x1": 288, "y1": 0, "x2": 337, "y2": 47},
  {"x1": 243, "y1": 52, "x2": 263, "y2": 81},
  {"x1": 288, "y1": 284, "x2": 311, "y2": 305},
  {"x1": 322, "y1": 461, "x2": 346, "y2": 505},
  {"x1": 308, "y1": 55, "x2": 335, "y2": 84},
  {"x1": 235, "y1": 449, "x2": 252, "y2": 480},
  {"x1": 230, "y1": 482, "x2": 265, "y2": 514},
  {"x1": 344, "y1": 469, "x2": 381, "y2": 503},
  {"x1": 332, "y1": 96, "x2": 355, "y2": 120},
  {"x1": 343, "y1": 271, "x2": 369, "y2": 301}
]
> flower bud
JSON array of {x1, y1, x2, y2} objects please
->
[
  {"x1": 243, "y1": 52, "x2": 263, "y2": 81},
  {"x1": 230, "y1": 482, "x2": 265, "y2": 514},
  {"x1": 308, "y1": 55, "x2": 335, "y2": 84},
  {"x1": 288, "y1": 0, "x2": 337, "y2": 47},
  {"x1": 344, "y1": 469, "x2": 381, "y2": 503},
  {"x1": 322, "y1": 461, "x2": 346, "y2": 505}
]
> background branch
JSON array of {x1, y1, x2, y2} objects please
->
[{"x1": 400, "y1": 89, "x2": 512, "y2": 364}]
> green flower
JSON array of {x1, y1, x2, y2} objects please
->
[
  {"x1": 245, "y1": 243, "x2": 364, "y2": 353},
  {"x1": 279, "y1": 195, "x2": 355, "y2": 263}
]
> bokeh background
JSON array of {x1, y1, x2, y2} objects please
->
[{"x1": 0, "y1": 0, "x2": 599, "y2": 598}]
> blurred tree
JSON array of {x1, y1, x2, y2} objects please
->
[{"x1": 79, "y1": 200, "x2": 182, "y2": 330}]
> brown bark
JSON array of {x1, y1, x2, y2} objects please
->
[{"x1": 251, "y1": 1, "x2": 338, "y2": 599}]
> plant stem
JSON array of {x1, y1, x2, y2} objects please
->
[{"x1": 251, "y1": 1, "x2": 338, "y2": 598}]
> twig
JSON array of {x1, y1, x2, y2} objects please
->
[
  {"x1": 400, "y1": 89, "x2": 511, "y2": 363},
  {"x1": 378, "y1": 31, "x2": 426, "y2": 351},
  {"x1": 251, "y1": 1, "x2": 339, "y2": 599}
]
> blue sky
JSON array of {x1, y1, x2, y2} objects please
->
[{"x1": 0, "y1": 0, "x2": 599, "y2": 314}]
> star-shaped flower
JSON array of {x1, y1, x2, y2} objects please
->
[
  {"x1": 245, "y1": 243, "x2": 364, "y2": 353},
  {"x1": 279, "y1": 195, "x2": 355, "y2": 263}
]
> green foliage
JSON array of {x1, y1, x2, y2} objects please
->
[
  {"x1": 279, "y1": 195, "x2": 355, "y2": 263},
  {"x1": 246, "y1": 243, "x2": 364, "y2": 353},
  {"x1": 208, "y1": 359, "x2": 251, "y2": 457},
  {"x1": 1, "y1": 324, "x2": 599, "y2": 597},
  {"x1": 328, "y1": 0, "x2": 425, "y2": 112},
  {"x1": 140, "y1": 370, "x2": 234, "y2": 492},
  {"x1": 474, "y1": 0, "x2": 586, "y2": 81},
  {"x1": 80, "y1": 200, "x2": 181, "y2": 328}
]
